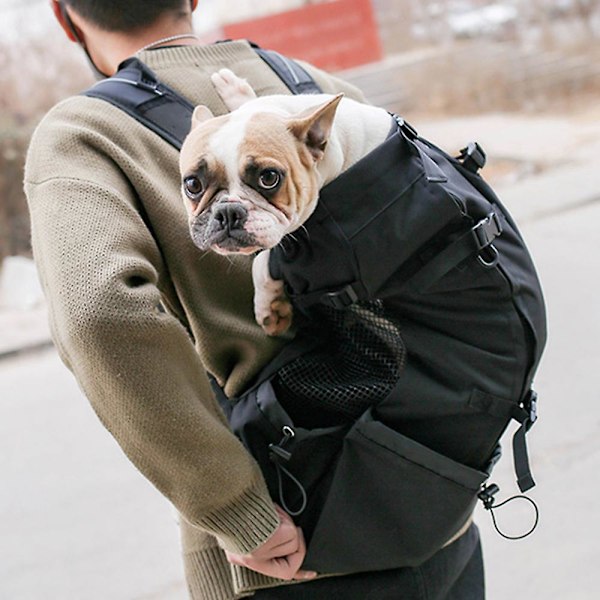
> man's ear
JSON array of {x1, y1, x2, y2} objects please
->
[
  {"x1": 51, "y1": 0, "x2": 81, "y2": 43},
  {"x1": 191, "y1": 105, "x2": 214, "y2": 129},
  {"x1": 288, "y1": 94, "x2": 344, "y2": 162}
]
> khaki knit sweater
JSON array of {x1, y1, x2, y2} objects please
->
[{"x1": 24, "y1": 41, "x2": 366, "y2": 600}]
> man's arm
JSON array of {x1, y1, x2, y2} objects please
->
[{"x1": 24, "y1": 166, "x2": 279, "y2": 557}]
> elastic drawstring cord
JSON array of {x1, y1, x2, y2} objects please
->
[
  {"x1": 268, "y1": 426, "x2": 308, "y2": 517},
  {"x1": 274, "y1": 462, "x2": 308, "y2": 517},
  {"x1": 479, "y1": 483, "x2": 539, "y2": 540}
]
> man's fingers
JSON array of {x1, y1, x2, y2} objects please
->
[
  {"x1": 293, "y1": 570, "x2": 318, "y2": 581},
  {"x1": 224, "y1": 527, "x2": 313, "y2": 581},
  {"x1": 255, "y1": 537, "x2": 300, "y2": 560},
  {"x1": 224, "y1": 551, "x2": 246, "y2": 567},
  {"x1": 251, "y1": 515, "x2": 299, "y2": 559}
]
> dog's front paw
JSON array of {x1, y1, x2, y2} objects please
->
[
  {"x1": 257, "y1": 297, "x2": 293, "y2": 337},
  {"x1": 211, "y1": 68, "x2": 257, "y2": 111}
]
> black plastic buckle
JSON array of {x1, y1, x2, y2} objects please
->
[
  {"x1": 392, "y1": 114, "x2": 419, "y2": 140},
  {"x1": 478, "y1": 483, "x2": 500, "y2": 510},
  {"x1": 320, "y1": 285, "x2": 359, "y2": 310},
  {"x1": 523, "y1": 389, "x2": 538, "y2": 431},
  {"x1": 459, "y1": 142, "x2": 487, "y2": 173},
  {"x1": 268, "y1": 425, "x2": 295, "y2": 463},
  {"x1": 136, "y1": 77, "x2": 165, "y2": 96},
  {"x1": 472, "y1": 212, "x2": 502, "y2": 250}
]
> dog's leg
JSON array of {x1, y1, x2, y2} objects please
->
[
  {"x1": 211, "y1": 68, "x2": 258, "y2": 112},
  {"x1": 252, "y1": 250, "x2": 293, "y2": 336}
]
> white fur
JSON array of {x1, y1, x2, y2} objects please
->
[{"x1": 205, "y1": 70, "x2": 393, "y2": 335}]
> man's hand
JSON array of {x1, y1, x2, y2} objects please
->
[{"x1": 225, "y1": 505, "x2": 318, "y2": 581}]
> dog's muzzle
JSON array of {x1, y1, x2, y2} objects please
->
[{"x1": 190, "y1": 201, "x2": 259, "y2": 252}]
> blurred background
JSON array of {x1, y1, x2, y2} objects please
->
[
  {"x1": 1, "y1": 1, "x2": 599, "y2": 599},
  {"x1": 1, "y1": 0, "x2": 599, "y2": 263}
]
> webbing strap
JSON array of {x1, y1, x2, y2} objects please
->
[
  {"x1": 402, "y1": 211, "x2": 503, "y2": 295},
  {"x1": 513, "y1": 425, "x2": 535, "y2": 492},
  {"x1": 511, "y1": 390, "x2": 538, "y2": 492},
  {"x1": 253, "y1": 47, "x2": 323, "y2": 95}
]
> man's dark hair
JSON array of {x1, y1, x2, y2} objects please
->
[{"x1": 63, "y1": 0, "x2": 191, "y2": 32}]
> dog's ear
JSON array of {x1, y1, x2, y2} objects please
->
[
  {"x1": 288, "y1": 94, "x2": 343, "y2": 162},
  {"x1": 191, "y1": 105, "x2": 214, "y2": 129}
]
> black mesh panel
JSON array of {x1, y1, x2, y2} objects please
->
[{"x1": 273, "y1": 300, "x2": 405, "y2": 428}]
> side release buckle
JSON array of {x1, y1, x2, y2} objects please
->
[
  {"x1": 523, "y1": 389, "x2": 538, "y2": 431},
  {"x1": 472, "y1": 212, "x2": 503, "y2": 250},
  {"x1": 458, "y1": 142, "x2": 487, "y2": 173},
  {"x1": 320, "y1": 284, "x2": 359, "y2": 310}
]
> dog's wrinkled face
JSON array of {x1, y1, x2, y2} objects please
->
[{"x1": 179, "y1": 96, "x2": 341, "y2": 255}]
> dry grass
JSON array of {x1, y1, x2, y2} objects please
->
[{"x1": 0, "y1": 38, "x2": 91, "y2": 262}]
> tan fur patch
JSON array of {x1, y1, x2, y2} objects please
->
[
  {"x1": 180, "y1": 115, "x2": 230, "y2": 215},
  {"x1": 239, "y1": 113, "x2": 320, "y2": 222}
]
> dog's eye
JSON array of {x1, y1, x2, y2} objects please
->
[
  {"x1": 258, "y1": 169, "x2": 281, "y2": 190},
  {"x1": 184, "y1": 176, "x2": 204, "y2": 199}
]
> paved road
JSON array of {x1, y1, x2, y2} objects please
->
[
  {"x1": 1, "y1": 109, "x2": 599, "y2": 599},
  {"x1": 0, "y1": 352, "x2": 187, "y2": 600}
]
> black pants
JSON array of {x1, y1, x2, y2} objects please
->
[{"x1": 253, "y1": 523, "x2": 484, "y2": 600}]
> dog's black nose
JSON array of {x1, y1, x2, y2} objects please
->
[{"x1": 213, "y1": 203, "x2": 248, "y2": 232}]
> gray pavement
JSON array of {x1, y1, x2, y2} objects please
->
[{"x1": 1, "y1": 108, "x2": 599, "y2": 599}]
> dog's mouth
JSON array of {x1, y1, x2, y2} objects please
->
[
  {"x1": 190, "y1": 199, "x2": 289, "y2": 254},
  {"x1": 189, "y1": 202, "x2": 263, "y2": 254},
  {"x1": 210, "y1": 231, "x2": 262, "y2": 255}
]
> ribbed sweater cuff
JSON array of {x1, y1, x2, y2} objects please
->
[
  {"x1": 184, "y1": 544, "x2": 236, "y2": 600},
  {"x1": 231, "y1": 565, "x2": 296, "y2": 597},
  {"x1": 197, "y1": 483, "x2": 280, "y2": 555},
  {"x1": 183, "y1": 545, "x2": 294, "y2": 600}
]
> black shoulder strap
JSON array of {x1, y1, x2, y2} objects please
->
[
  {"x1": 82, "y1": 45, "x2": 322, "y2": 150},
  {"x1": 84, "y1": 57, "x2": 195, "y2": 151}
]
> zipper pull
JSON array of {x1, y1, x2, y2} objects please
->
[{"x1": 269, "y1": 425, "x2": 295, "y2": 462}]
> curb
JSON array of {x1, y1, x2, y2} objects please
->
[{"x1": 0, "y1": 339, "x2": 55, "y2": 362}]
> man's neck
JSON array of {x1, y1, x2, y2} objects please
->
[{"x1": 85, "y1": 18, "x2": 200, "y2": 75}]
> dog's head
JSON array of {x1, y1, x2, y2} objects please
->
[{"x1": 179, "y1": 94, "x2": 342, "y2": 255}]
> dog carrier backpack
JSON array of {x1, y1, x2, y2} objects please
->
[{"x1": 84, "y1": 46, "x2": 547, "y2": 574}]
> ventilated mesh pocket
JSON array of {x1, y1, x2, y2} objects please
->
[{"x1": 273, "y1": 300, "x2": 405, "y2": 427}]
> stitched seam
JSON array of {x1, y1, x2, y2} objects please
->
[
  {"x1": 414, "y1": 566, "x2": 429, "y2": 600},
  {"x1": 355, "y1": 428, "x2": 483, "y2": 492}
]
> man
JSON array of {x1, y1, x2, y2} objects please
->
[{"x1": 25, "y1": 1, "x2": 484, "y2": 598}]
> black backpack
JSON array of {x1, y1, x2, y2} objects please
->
[{"x1": 84, "y1": 45, "x2": 547, "y2": 574}]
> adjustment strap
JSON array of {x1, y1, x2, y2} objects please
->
[
  {"x1": 402, "y1": 211, "x2": 503, "y2": 294},
  {"x1": 393, "y1": 115, "x2": 448, "y2": 183},
  {"x1": 83, "y1": 57, "x2": 195, "y2": 150},
  {"x1": 253, "y1": 46, "x2": 323, "y2": 95},
  {"x1": 511, "y1": 390, "x2": 538, "y2": 492},
  {"x1": 287, "y1": 282, "x2": 364, "y2": 312}
]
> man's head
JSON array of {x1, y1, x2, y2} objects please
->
[
  {"x1": 57, "y1": 0, "x2": 195, "y2": 33},
  {"x1": 51, "y1": 0, "x2": 199, "y2": 76}
]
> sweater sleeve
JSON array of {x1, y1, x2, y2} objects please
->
[{"x1": 24, "y1": 141, "x2": 279, "y2": 555}]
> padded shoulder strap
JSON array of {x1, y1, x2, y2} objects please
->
[
  {"x1": 83, "y1": 57, "x2": 194, "y2": 151},
  {"x1": 82, "y1": 45, "x2": 322, "y2": 150}
]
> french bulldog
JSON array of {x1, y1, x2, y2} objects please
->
[{"x1": 179, "y1": 69, "x2": 392, "y2": 335}]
